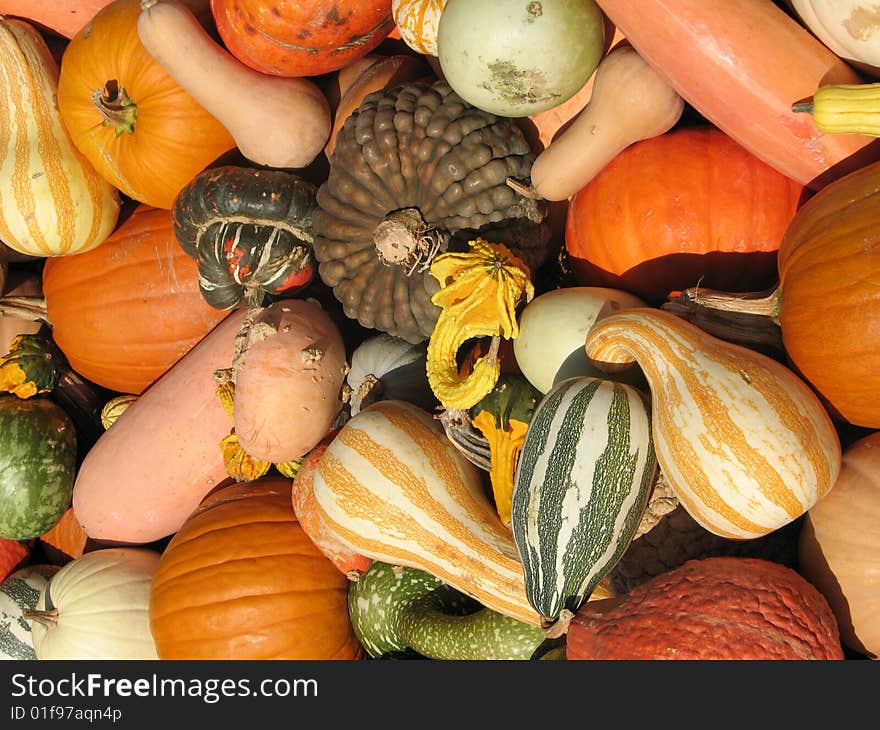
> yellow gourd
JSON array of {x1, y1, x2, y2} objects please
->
[{"x1": 792, "y1": 82, "x2": 880, "y2": 136}]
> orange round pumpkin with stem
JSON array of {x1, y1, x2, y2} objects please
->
[
  {"x1": 42, "y1": 205, "x2": 229, "y2": 395},
  {"x1": 211, "y1": 0, "x2": 395, "y2": 78},
  {"x1": 564, "y1": 126, "x2": 805, "y2": 303},
  {"x1": 150, "y1": 476, "x2": 362, "y2": 660},
  {"x1": 56, "y1": 0, "x2": 235, "y2": 210}
]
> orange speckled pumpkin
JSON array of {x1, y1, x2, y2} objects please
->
[
  {"x1": 42, "y1": 205, "x2": 229, "y2": 395},
  {"x1": 150, "y1": 476, "x2": 361, "y2": 660},
  {"x1": 57, "y1": 0, "x2": 235, "y2": 210},
  {"x1": 211, "y1": 0, "x2": 394, "y2": 78},
  {"x1": 565, "y1": 126, "x2": 805, "y2": 303},
  {"x1": 567, "y1": 556, "x2": 844, "y2": 660}
]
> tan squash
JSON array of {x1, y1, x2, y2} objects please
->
[
  {"x1": 528, "y1": 43, "x2": 684, "y2": 202},
  {"x1": 136, "y1": 0, "x2": 330, "y2": 169},
  {"x1": 0, "y1": 18, "x2": 119, "y2": 257}
]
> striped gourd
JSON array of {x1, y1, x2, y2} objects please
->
[
  {"x1": 0, "y1": 18, "x2": 119, "y2": 257},
  {"x1": 511, "y1": 377, "x2": 657, "y2": 624},
  {"x1": 585, "y1": 308, "x2": 842, "y2": 540},
  {"x1": 0, "y1": 564, "x2": 59, "y2": 660},
  {"x1": 312, "y1": 399, "x2": 545, "y2": 627}
]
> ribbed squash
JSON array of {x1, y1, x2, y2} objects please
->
[
  {"x1": 42, "y1": 205, "x2": 229, "y2": 395},
  {"x1": 312, "y1": 399, "x2": 545, "y2": 626},
  {"x1": 312, "y1": 79, "x2": 550, "y2": 344},
  {"x1": 0, "y1": 17, "x2": 119, "y2": 257},
  {"x1": 511, "y1": 377, "x2": 657, "y2": 626},
  {"x1": 584, "y1": 308, "x2": 841, "y2": 540}
]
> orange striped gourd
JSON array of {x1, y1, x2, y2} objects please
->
[
  {"x1": 392, "y1": 0, "x2": 447, "y2": 56},
  {"x1": 311, "y1": 399, "x2": 544, "y2": 627},
  {"x1": 0, "y1": 19, "x2": 119, "y2": 257},
  {"x1": 584, "y1": 308, "x2": 841, "y2": 540}
]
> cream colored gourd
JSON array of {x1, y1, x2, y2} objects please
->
[
  {"x1": 529, "y1": 43, "x2": 685, "y2": 201},
  {"x1": 313, "y1": 399, "x2": 584, "y2": 627},
  {"x1": 27, "y1": 548, "x2": 160, "y2": 660},
  {"x1": 585, "y1": 308, "x2": 841, "y2": 540},
  {"x1": 0, "y1": 18, "x2": 119, "y2": 257},
  {"x1": 137, "y1": 0, "x2": 330, "y2": 169},
  {"x1": 788, "y1": 1, "x2": 880, "y2": 78},
  {"x1": 513, "y1": 286, "x2": 645, "y2": 393}
]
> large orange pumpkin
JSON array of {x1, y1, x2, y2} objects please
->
[
  {"x1": 564, "y1": 126, "x2": 805, "y2": 303},
  {"x1": 150, "y1": 476, "x2": 361, "y2": 660},
  {"x1": 773, "y1": 158, "x2": 880, "y2": 428},
  {"x1": 42, "y1": 205, "x2": 229, "y2": 395},
  {"x1": 211, "y1": 0, "x2": 394, "y2": 78},
  {"x1": 57, "y1": 0, "x2": 235, "y2": 210}
]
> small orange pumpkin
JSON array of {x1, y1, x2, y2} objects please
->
[
  {"x1": 57, "y1": 0, "x2": 235, "y2": 209},
  {"x1": 149, "y1": 476, "x2": 362, "y2": 660}
]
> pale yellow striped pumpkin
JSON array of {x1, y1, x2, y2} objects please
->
[
  {"x1": 585, "y1": 308, "x2": 841, "y2": 540},
  {"x1": 312, "y1": 399, "x2": 545, "y2": 626},
  {"x1": 393, "y1": 0, "x2": 447, "y2": 56},
  {"x1": 0, "y1": 19, "x2": 119, "y2": 257}
]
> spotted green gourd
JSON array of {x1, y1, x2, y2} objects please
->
[
  {"x1": 348, "y1": 561, "x2": 545, "y2": 660},
  {"x1": 511, "y1": 377, "x2": 657, "y2": 626},
  {"x1": 0, "y1": 396, "x2": 77, "y2": 540},
  {"x1": 0, "y1": 565, "x2": 59, "y2": 660}
]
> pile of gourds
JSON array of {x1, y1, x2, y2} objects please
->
[{"x1": 0, "y1": 0, "x2": 878, "y2": 662}]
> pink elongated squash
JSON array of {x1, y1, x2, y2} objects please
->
[
  {"x1": 72, "y1": 309, "x2": 248, "y2": 544},
  {"x1": 233, "y1": 299, "x2": 347, "y2": 464},
  {"x1": 594, "y1": 0, "x2": 880, "y2": 188}
]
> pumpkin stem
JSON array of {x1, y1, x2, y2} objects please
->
[
  {"x1": 0, "y1": 295, "x2": 49, "y2": 325},
  {"x1": 505, "y1": 176, "x2": 543, "y2": 201},
  {"x1": 92, "y1": 80, "x2": 138, "y2": 137},
  {"x1": 662, "y1": 286, "x2": 784, "y2": 354},
  {"x1": 373, "y1": 208, "x2": 449, "y2": 276},
  {"x1": 541, "y1": 608, "x2": 574, "y2": 639},
  {"x1": 22, "y1": 607, "x2": 59, "y2": 629}
]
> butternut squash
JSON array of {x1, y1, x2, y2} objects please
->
[
  {"x1": 72, "y1": 309, "x2": 249, "y2": 544},
  {"x1": 594, "y1": 0, "x2": 879, "y2": 189},
  {"x1": 136, "y1": 0, "x2": 330, "y2": 170},
  {"x1": 528, "y1": 43, "x2": 684, "y2": 202}
]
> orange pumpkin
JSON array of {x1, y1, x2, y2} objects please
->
[
  {"x1": 565, "y1": 126, "x2": 805, "y2": 303},
  {"x1": 36, "y1": 508, "x2": 91, "y2": 566},
  {"x1": 0, "y1": 537, "x2": 28, "y2": 581},
  {"x1": 42, "y1": 205, "x2": 229, "y2": 395},
  {"x1": 211, "y1": 0, "x2": 395, "y2": 78},
  {"x1": 149, "y1": 476, "x2": 362, "y2": 660},
  {"x1": 56, "y1": 0, "x2": 235, "y2": 210}
]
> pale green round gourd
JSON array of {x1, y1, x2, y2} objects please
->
[
  {"x1": 436, "y1": 0, "x2": 607, "y2": 117},
  {"x1": 0, "y1": 564, "x2": 59, "y2": 660},
  {"x1": 513, "y1": 286, "x2": 646, "y2": 394}
]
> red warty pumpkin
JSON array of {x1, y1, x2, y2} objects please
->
[
  {"x1": 211, "y1": 0, "x2": 394, "y2": 77},
  {"x1": 567, "y1": 556, "x2": 844, "y2": 660},
  {"x1": 149, "y1": 476, "x2": 361, "y2": 660},
  {"x1": 42, "y1": 205, "x2": 230, "y2": 395},
  {"x1": 565, "y1": 126, "x2": 805, "y2": 303}
]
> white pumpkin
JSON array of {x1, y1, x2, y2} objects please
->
[
  {"x1": 788, "y1": 1, "x2": 880, "y2": 77},
  {"x1": 29, "y1": 548, "x2": 160, "y2": 660},
  {"x1": 346, "y1": 333, "x2": 434, "y2": 416},
  {"x1": 0, "y1": 564, "x2": 58, "y2": 660},
  {"x1": 437, "y1": 0, "x2": 607, "y2": 116},
  {"x1": 513, "y1": 286, "x2": 645, "y2": 393}
]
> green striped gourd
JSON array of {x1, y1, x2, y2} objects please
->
[
  {"x1": 585, "y1": 308, "x2": 841, "y2": 539},
  {"x1": 348, "y1": 561, "x2": 545, "y2": 660},
  {"x1": 512, "y1": 377, "x2": 657, "y2": 625},
  {"x1": 0, "y1": 564, "x2": 59, "y2": 660},
  {"x1": 0, "y1": 18, "x2": 119, "y2": 257},
  {"x1": 312, "y1": 399, "x2": 545, "y2": 627}
]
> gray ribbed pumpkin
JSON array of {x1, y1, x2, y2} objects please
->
[{"x1": 312, "y1": 80, "x2": 551, "y2": 343}]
